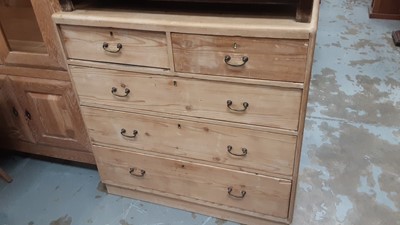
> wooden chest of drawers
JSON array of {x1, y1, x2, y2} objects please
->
[{"x1": 53, "y1": 1, "x2": 319, "y2": 223}]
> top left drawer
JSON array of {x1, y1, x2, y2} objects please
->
[{"x1": 60, "y1": 25, "x2": 169, "y2": 69}]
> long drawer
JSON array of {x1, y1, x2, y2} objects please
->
[
  {"x1": 60, "y1": 25, "x2": 169, "y2": 68},
  {"x1": 94, "y1": 146, "x2": 292, "y2": 219},
  {"x1": 70, "y1": 66, "x2": 302, "y2": 130},
  {"x1": 172, "y1": 33, "x2": 308, "y2": 82},
  {"x1": 82, "y1": 106, "x2": 297, "y2": 176}
]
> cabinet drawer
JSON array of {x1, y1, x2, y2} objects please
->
[
  {"x1": 60, "y1": 25, "x2": 169, "y2": 68},
  {"x1": 172, "y1": 33, "x2": 308, "y2": 82},
  {"x1": 94, "y1": 146, "x2": 292, "y2": 219},
  {"x1": 82, "y1": 107, "x2": 297, "y2": 176},
  {"x1": 71, "y1": 66, "x2": 302, "y2": 130}
]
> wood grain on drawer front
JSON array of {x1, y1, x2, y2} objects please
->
[
  {"x1": 172, "y1": 33, "x2": 308, "y2": 82},
  {"x1": 94, "y1": 146, "x2": 292, "y2": 219},
  {"x1": 70, "y1": 66, "x2": 302, "y2": 130},
  {"x1": 82, "y1": 107, "x2": 296, "y2": 176},
  {"x1": 60, "y1": 25, "x2": 169, "y2": 68}
]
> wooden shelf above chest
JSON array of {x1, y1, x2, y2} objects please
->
[{"x1": 56, "y1": 0, "x2": 318, "y2": 32}]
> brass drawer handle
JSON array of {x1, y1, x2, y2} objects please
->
[
  {"x1": 129, "y1": 167, "x2": 146, "y2": 177},
  {"x1": 12, "y1": 107, "x2": 19, "y2": 117},
  {"x1": 227, "y1": 187, "x2": 246, "y2": 199},
  {"x1": 103, "y1": 42, "x2": 122, "y2": 53},
  {"x1": 227, "y1": 100, "x2": 249, "y2": 112},
  {"x1": 227, "y1": 145, "x2": 248, "y2": 157},
  {"x1": 111, "y1": 87, "x2": 130, "y2": 97},
  {"x1": 224, "y1": 55, "x2": 248, "y2": 67},
  {"x1": 121, "y1": 129, "x2": 138, "y2": 138}
]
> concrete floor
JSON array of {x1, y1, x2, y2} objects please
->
[{"x1": 1, "y1": 0, "x2": 400, "y2": 224}]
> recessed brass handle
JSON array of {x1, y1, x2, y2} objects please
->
[
  {"x1": 103, "y1": 42, "x2": 122, "y2": 53},
  {"x1": 121, "y1": 129, "x2": 138, "y2": 138},
  {"x1": 227, "y1": 187, "x2": 246, "y2": 199},
  {"x1": 224, "y1": 55, "x2": 248, "y2": 67},
  {"x1": 12, "y1": 107, "x2": 18, "y2": 117},
  {"x1": 129, "y1": 167, "x2": 146, "y2": 177},
  {"x1": 227, "y1": 100, "x2": 249, "y2": 112},
  {"x1": 111, "y1": 87, "x2": 130, "y2": 97},
  {"x1": 227, "y1": 145, "x2": 248, "y2": 157}
]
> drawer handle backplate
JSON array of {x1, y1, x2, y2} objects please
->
[
  {"x1": 227, "y1": 145, "x2": 248, "y2": 157},
  {"x1": 129, "y1": 167, "x2": 146, "y2": 177},
  {"x1": 227, "y1": 187, "x2": 246, "y2": 199},
  {"x1": 111, "y1": 87, "x2": 130, "y2": 97},
  {"x1": 224, "y1": 55, "x2": 248, "y2": 67},
  {"x1": 103, "y1": 42, "x2": 123, "y2": 53},
  {"x1": 227, "y1": 100, "x2": 249, "y2": 112},
  {"x1": 121, "y1": 129, "x2": 138, "y2": 138}
]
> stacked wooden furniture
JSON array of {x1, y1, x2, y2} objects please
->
[
  {"x1": 53, "y1": 0, "x2": 319, "y2": 223},
  {"x1": 0, "y1": 0, "x2": 93, "y2": 164}
]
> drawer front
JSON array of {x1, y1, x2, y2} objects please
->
[
  {"x1": 172, "y1": 33, "x2": 308, "y2": 82},
  {"x1": 94, "y1": 146, "x2": 292, "y2": 219},
  {"x1": 60, "y1": 25, "x2": 169, "y2": 68},
  {"x1": 82, "y1": 107, "x2": 297, "y2": 176},
  {"x1": 71, "y1": 66, "x2": 302, "y2": 130}
]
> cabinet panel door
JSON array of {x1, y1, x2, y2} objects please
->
[
  {"x1": 9, "y1": 76, "x2": 90, "y2": 151},
  {"x1": 0, "y1": 75, "x2": 35, "y2": 144},
  {"x1": 0, "y1": 0, "x2": 66, "y2": 69}
]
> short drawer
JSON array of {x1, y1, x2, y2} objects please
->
[
  {"x1": 60, "y1": 25, "x2": 169, "y2": 68},
  {"x1": 94, "y1": 146, "x2": 292, "y2": 219},
  {"x1": 82, "y1": 107, "x2": 297, "y2": 176},
  {"x1": 172, "y1": 33, "x2": 308, "y2": 82},
  {"x1": 71, "y1": 66, "x2": 302, "y2": 130}
]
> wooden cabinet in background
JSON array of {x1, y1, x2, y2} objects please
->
[
  {"x1": 1, "y1": 74, "x2": 91, "y2": 152},
  {"x1": 0, "y1": 0, "x2": 66, "y2": 69},
  {"x1": 9, "y1": 76, "x2": 91, "y2": 151},
  {"x1": 0, "y1": 75, "x2": 35, "y2": 144},
  {"x1": 0, "y1": 0, "x2": 94, "y2": 164}
]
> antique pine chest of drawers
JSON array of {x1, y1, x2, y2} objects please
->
[{"x1": 53, "y1": 0, "x2": 320, "y2": 223}]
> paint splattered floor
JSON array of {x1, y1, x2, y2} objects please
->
[
  {"x1": 1, "y1": 0, "x2": 399, "y2": 224},
  {"x1": 294, "y1": 0, "x2": 400, "y2": 224}
]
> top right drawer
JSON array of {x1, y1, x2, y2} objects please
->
[{"x1": 172, "y1": 33, "x2": 309, "y2": 83}]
